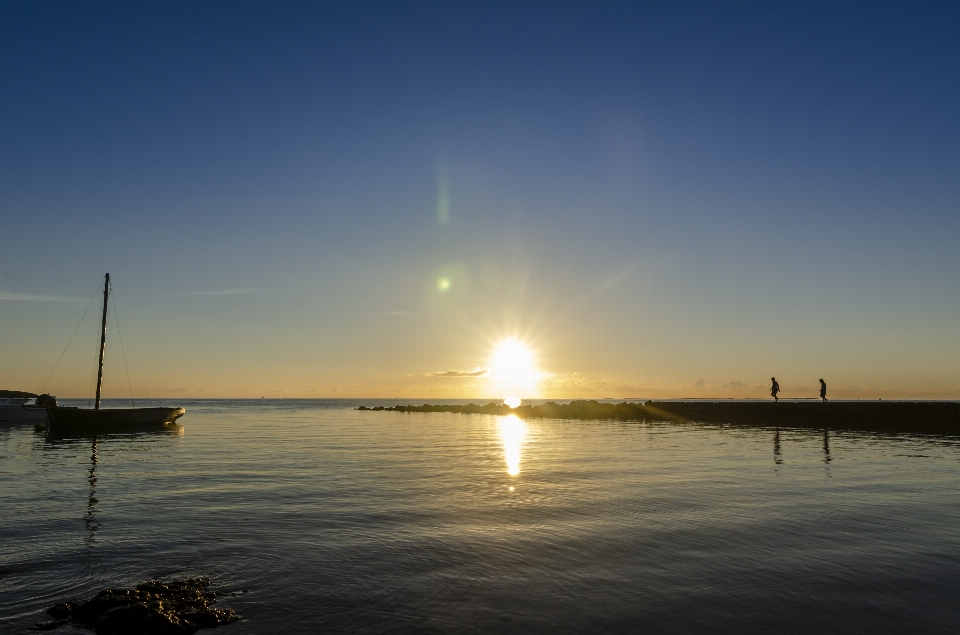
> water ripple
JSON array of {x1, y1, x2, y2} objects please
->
[{"x1": 2, "y1": 401, "x2": 960, "y2": 633}]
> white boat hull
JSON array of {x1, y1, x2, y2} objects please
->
[{"x1": 0, "y1": 405, "x2": 48, "y2": 424}]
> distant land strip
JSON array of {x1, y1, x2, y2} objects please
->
[{"x1": 357, "y1": 400, "x2": 960, "y2": 434}]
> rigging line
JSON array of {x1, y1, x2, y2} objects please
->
[
  {"x1": 41, "y1": 280, "x2": 104, "y2": 394},
  {"x1": 109, "y1": 281, "x2": 136, "y2": 410}
]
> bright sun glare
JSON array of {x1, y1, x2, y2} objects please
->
[{"x1": 489, "y1": 338, "x2": 540, "y2": 406}]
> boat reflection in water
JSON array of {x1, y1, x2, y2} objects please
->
[
  {"x1": 498, "y1": 414, "x2": 526, "y2": 476},
  {"x1": 41, "y1": 426, "x2": 183, "y2": 558},
  {"x1": 85, "y1": 439, "x2": 100, "y2": 546}
]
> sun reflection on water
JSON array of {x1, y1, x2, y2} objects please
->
[{"x1": 498, "y1": 414, "x2": 526, "y2": 476}]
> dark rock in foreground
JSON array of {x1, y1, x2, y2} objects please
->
[
  {"x1": 35, "y1": 578, "x2": 239, "y2": 634},
  {"x1": 359, "y1": 400, "x2": 960, "y2": 434}
]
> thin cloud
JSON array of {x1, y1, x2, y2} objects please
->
[
  {"x1": 594, "y1": 261, "x2": 641, "y2": 296},
  {"x1": 540, "y1": 372, "x2": 648, "y2": 396},
  {"x1": 428, "y1": 367, "x2": 488, "y2": 377},
  {"x1": 718, "y1": 380, "x2": 754, "y2": 392},
  {"x1": 190, "y1": 288, "x2": 258, "y2": 296},
  {"x1": 0, "y1": 291, "x2": 75, "y2": 301}
]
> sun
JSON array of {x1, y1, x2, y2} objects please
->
[{"x1": 489, "y1": 338, "x2": 540, "y2": 405}]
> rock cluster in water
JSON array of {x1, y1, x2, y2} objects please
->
[
  {"x1": 35, "y1": 578, "x2": 239, "y2": 634},
  {"x1": 357, "y1": 401, "x2": 653, "y2": 419}
]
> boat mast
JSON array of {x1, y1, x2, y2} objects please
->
[{"x1": 94, "y1": 273, "x2": 110, "y2": 410}]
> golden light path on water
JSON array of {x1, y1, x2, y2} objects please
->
[{"x1": 498, "y1": 414, "x2": 526, "y2": 477}]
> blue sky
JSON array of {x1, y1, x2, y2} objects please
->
[{"x1": 2, "y1": 1, "x2": 959, "y2": 398}]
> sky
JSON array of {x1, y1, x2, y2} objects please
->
[{"x1": 1, "y1": 1, "x2": 959, "y2": 400}]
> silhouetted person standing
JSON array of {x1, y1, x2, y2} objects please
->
[
  {"x1": 819, "y1": 379, "x2": 827, "y2": 402},
  {"x1": 771, "y1": 377, "x2": 780, "y2": 402}
]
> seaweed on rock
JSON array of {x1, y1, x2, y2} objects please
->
[{"x1": 35, "y1": 578, "x2": 239, "y2": 634}]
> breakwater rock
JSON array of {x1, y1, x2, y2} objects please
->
[
  {"x1": 35, "y1": 578, "x2": 239, "y2": 634},
  {"x1": 358, "y1": 400, "x2": 960, "y2": 434}
]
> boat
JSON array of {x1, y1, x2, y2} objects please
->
[
  {"x1": 0, "y1": 390, "x2": 49, "y2": 424},
  {"x1": 46, "y1": 405, "x2": 185, "y2": 434},
  {"x1": 44, "y1": 273, "x2": 185, "y2": 436}
]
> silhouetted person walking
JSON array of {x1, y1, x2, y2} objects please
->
[
  {"x1": 819, "y1": 379, "x2": 827, "y2": 402},
  {"x1": 770, "y1": 377, "x2": 780, "y2": 402}
]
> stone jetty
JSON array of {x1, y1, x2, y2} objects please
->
[{"x1": 358, "y1": 400, "x2": 960, "y2": 434}]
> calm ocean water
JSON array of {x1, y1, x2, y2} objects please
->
[{"x1": 2, "y1": 399, "x2": 960, "y2": 633}]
